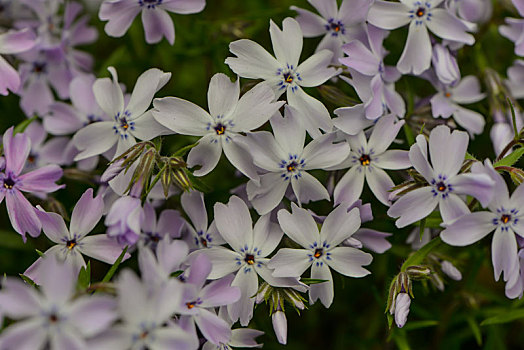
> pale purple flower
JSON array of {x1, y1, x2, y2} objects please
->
[
  {"x1": 181, "y1": 190, "x2": 225, "y2": 249},
  {"x1": 331, "y1": 115, "x2": 410, "y2": 206},
  {"x1": 225, "y1": 17, "x2": 340, "y2": 137},
  {"x1": 99, "y1": 0, "x2": 206, "y2": 45},
  {"x1": 74, "y1": 66, "x2": 171, "y2": 160},
  {"x1": 446, "y1": 0, "x2": 492, "y2": 24},
  {"x1": 393, "y1": 292, "x2": 411, "y2": 328},
  {"x1": 430, "y1": 75, "x2": 486, "y2": 135},
  {"x1": 338, "y1": 24, "x2": 405, "y2": 120},
  {"x1": 0, "y1": 127, "x2": 63, "y2": 240},
  {"x1": 388, "y1": 125, "x2": 494, "y2": 227},
  {"x1": 505, "y1": 59, "x2": 524, "y2": 99},
  {"x1": 202, "y1": 327, "x2": 264, "y2": 350},
  {"x1": 178, "y1": 254, "x2": 241, "y2": 346},
  {"x1": 431, "y1": 43, "x2": 460, "y2": 85},
  {"x1": 290, "y1": 0, "x2": 372, "y2": 64},
  {"x1": 24, "y1": 188, "x2": 129, "y2": 284},
  {"x1": 268, "y1": 203, "x2": 373, "y2": 307},
  {"x1": 272, "y1": 310, "x2": 287, "y2": 345},
  {"x1": 0, "y1": 28, "x2": 35, "y2": 95},
  {"x1": 441, "y1": 161, "x2": 524, "y2": 298},
  {"x1": 22, "y1": 120, "x2": 69, "y2": 172},
  {"x1": 0, "y1": 256, "x2": 117, "y2": 350},
  {"x1": 368, "y1": 0, "x2": 475, "y2": 74},
  {"x1": 245, "y1": 107, "x2": 350, "y2": 215},
  {"x1": 153, "y1": 73, "x2": 283, "y2": 180},
  {"x1": 105, "y1": 195, "x2": 144, "y2": 246},
  {"x1": 140, "y1": 202, "x2": 184, "y2": 247},
  {"x1": 490, "y1": 109, "x2": 524, "y2": 156},
  {"x1": 88, "y1": 269, "x2": 195, "y2": 350},
  {"x1": 441, "y1": 260, "x2": 462, "y2": 280},
  {"x1": 500, "y1": 16, "x2": 524, "y2": 57},
  {"x1": 201, "y1": 196, "x2": 303, "y2": 326}
]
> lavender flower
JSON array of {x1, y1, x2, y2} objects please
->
[
  {"x1": 0, "y1": 28, "x2": 35, "y2": 95},
  {"x1": 0, "y1": 127, "x2": 63, "y2": 240},
  {"x1": 99, "y1": 0, "x2": 206, "y2": 45},
  {"x1": 105, "y1": 194, "x2": 144, "y2": 246},
  {"x1": 393, "y1": 292, "x2": 411, "y2": 328}
]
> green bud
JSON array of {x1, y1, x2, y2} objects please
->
[{"x1": 406, "y1": 265, "x2": 432, "y2": 280}]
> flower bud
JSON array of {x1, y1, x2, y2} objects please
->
[
  {"x1": 272, "y1": 310, "x2": 287, "y2": 345},
  {"x1": 431, "y1": 273, "x2": 445, "y2": 291},
  {"x1": 394, "y1": 293, "x2": 411, "y2": 328},
  {"x1": 255, "y1": 282, "x2": 271, "y2": 304},
  {"x1": 406, "y1": 265, "x2": 431, "y2": 280},
  {"x1": 432, "y1": 44, "x2": 460, "y2": 85},
  {"x1": 441, "y1": 260, "x2": 462, "y2": 281},
  {"x1": 100, "y1": 158, "x2": 125, "y2": 183}
]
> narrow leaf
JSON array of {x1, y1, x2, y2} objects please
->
[{"x1": 101, "y1": 247, "x2": 128, "y2": 283}]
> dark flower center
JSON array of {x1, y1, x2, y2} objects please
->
[
  {"x1": 359, "y1": 154, "x2": 371, "y2": 166},
  {"x1": 286, "y1": 161, "x2": 298, "y2": 172},
  {"x1": 501, "y1": 214, "x2": 511, "y2": 224},
  {"x1": 200, "y1": 238, "x2": 208, "y2": 247},
  {"x1": 436, "y1": 181, "x2": 447, "y2": 192},
  {"x1": 330, "y1": 22, "x2": 341, "y2": 32},
  {"x1": 120, "y1": 118, "x2": 130, "y2": 130},
  {"x1": 3, "y1": 177, "x2": 15, "y2": 189},
  {"x1": 214, "y1": 123, "x2": 226, "y2": 135},
  {"x1": 186, "y1": 301, "x2": 196, "y2": 309},
  {"x1": 49, "y1": 314, "x2": 58, "y2": 323},
  {"x1": 416, "y1": 7, "x2": 425, "y2": 17},
  {"x1": 66, "y1": 239, "x2": 77, "y2": 250},
  {"x1": 314, "y1": 248, "x2": 323, "y2": 259},
  {"x1": 32, "y1": 62, "x2": 46, "y2": 74},
  {"x1": 245, "y1": 254, "x2": 255, "y2": 265},
  {"x1": 283, "y1": 72, "x2": 294, "y2": 84}
]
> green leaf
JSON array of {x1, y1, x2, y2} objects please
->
[
  {"x1": 19, "y1": 274, "x2": 37, "y2": 287},
  {"x1": 36, "y1": 249, "x2": 45, "y2": 257},
  {"x1": 101, "y1": 247, "x2": 128, "y2": 284},
  {"x1": 419, "y1": 218, "x2": 426, "y2": 242},
  {"x1": 173, "y1": 142, "x2": 199, "y2": 157},
  {"x1": 481, "y1": 308, "x2": 524, "y2": 326},
  {"x1": 402, "y1": 320, "x2": 439, "y2": 331},
  {"x1": 300, "y1": 278, "x2": 328, "y2": 285},
  {"x1": 392, "y1": 329, "x2": 411, "y2": 350},
  {"x1": 401, "y1": 237, "x2": 442, "y2": 272},
  {"x1": 77, "y1": 261, "x2": 91, "y2": 290},
  {"x1": 493, "y1": 147, "x2": 524, "y2": 168},
  {"x1": 508, "y1": 98, "x2": 519, "y2": 140},
  {"x1": 465, "y1": 152, "x2": 478, "y2": 161},
  {"x1": 467, "y1": 316, "x2": 483, "y2": 346},
  {"x1": 13, "y1": 116, "x2": 38, "y2": 135},
  {"x1": 403, "y1": 123, "x2": 415, "y2": 146}
]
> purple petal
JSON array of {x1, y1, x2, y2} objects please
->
[
  {"x1": 3, "y1": 127, "x2": 30, "y2": 176},
  {"x1": 5, "y1": 189, "x2": 41, "y2": 239},
  {"x1": 334, "y1": 165, "x2": 365, "y2": 206},
  {"x1": 39, "y1": 256, "x2": 76, "y2": 304},
  {"x1": 200, "y1": 274, "x2": 241, "y2": 308},
  {"x1": 68, "y1": 296, "x2": 118, "y2": 337},
  {"x1": 70, "y1": 189, "x2": 104, "y2": 237},
  {"x1": 492, "y1": 227, "x2": 519, "y2": 282},
  {"x1": 79, "y1": 235, "x2": 130, "y2": 264},
  {"x1": 449, "y1": 172, "x2": 494, "y2": 207},
  {"x1": 353, "y1": 228, "x2": 392, "y2": 253},
  {"x1": 187, "y1": 253, "x2": 212, "y2": 290},
  {"x1": 426, "y1": 8, "x2": 475, "y2": 45},
  {"x1": 0, "y1": 279, "x2": 41, "y2": 318},
  {"x1": 194, "y1": 308, "x2": 232, "y2": 345},
  {"x1": 290, "y1": 6, "x2": 327, "y2": 37},
  {"x1": 18, "y1": 165, "x2": 63, "y2": 193},
  {"x1": 388, "y1": 187, "x2": 439, "y2": 228},
  {"x1": 141, "y1": 8, "x2": 175, "y2": 44},
  {"x1": 35, "y1": 209, "x2": 69, "y2": 244},
  {"x1": 269, "y1": 18, "x2": 303, "y2": 68},
  {"x1": 0, "y1": 56, "x2": 20, "y2": 95},
  {"x1": 99, "y1": 0, "x2": 141, "y2": 38},
  {"x1": 0, "y1": 28, "x2": 35, "y2": 54}
]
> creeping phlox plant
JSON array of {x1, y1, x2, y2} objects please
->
[{"x1": 2, "y1": 0, "x2": 524, "y2": 348}]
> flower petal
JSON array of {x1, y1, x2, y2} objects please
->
[
  {"x1": 225, "y1": 39, "x2": 280, "y2": 80},
  {"x1": 186, "y1": 134, "x2": 223, "y2": 176},
  {"x1": 267, "y1": 248, "x2": 312, "y2": 277},
  {"x1": 141, "y1": 8, "x2": 175, "y2": 44},
  {"x1": 214, "y1": 196, "x2": 253, "y2": 252},
  {"x1": 333, "y1": 165, "x2": 365, "y2": 206},
  {"x1": 397, "y1": 21, "x2": 431, "y2": 75},
  {"x1": 309, "y1": 261, "x2": 334, "y2": 307},
  {"x1": 426, "y1": 8, "x2": 475, "y2": 45},
  {"x1": 269, "y1": 18, "x2": 303, "y2": 68},
  {"x1": 388, "y1": 187, "x2": 439, "y2": 228},
  {"x1": 327, "y1": 246, "x2": 372, "y2": 277},
  {"x1": 366, "y1": 166, "x2": 395, "y2": 206},
  {"x1": 440, "y1": 211, "x2": 497, "y2": 246},
  {"x1": 73, "y1": 121, "x2": 117, "y2": 160},
  {"x1": 207, "y1": 73, "x2": 239, "y2": 119},
  {"x1": 277, "y1": 203, "x2": 319, "y2": 248},
  {"x1": 127, "y1": 68, "x2": 171, "y2": 118}
]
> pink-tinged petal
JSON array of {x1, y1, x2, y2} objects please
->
[
  {"x1": 99, "y1": 1, "x2": 141, "y2": 37},
  {"x1": 367, "y1": 1, "x2": 411, "y2": 30},
  {"x1": 321, "y1": 206, "x2": 360, "y2": 247},
  {"x1": 450, "y1": 76, "x2": 485, "y2": 104},
  {"x1": 453, "y1": 106, "x2": 485, "y2": 136},
  {"x1": 186, "y1": 134, "x2": 223, "y2": 176},
  {"x1": 157, "y1": 209, "x2": 184, "y2": 238},
  {"x1": 3, "y1": 127, "x2": 30, "y2": 175},
  {"x1": 439, "y1": 193, "x2": 469, "y2": 224},
  {"x1": 426, "y1": 8, "x2": 475, "y2": 45},
  {"x1": 397, "y1": 21, "x2": 431, "y2": 75},
  {"x1": 79, "y1": 235, "x2": 129, "y2": 264},
  {"x1": 277, "y1": 203, "x2": 320, "y2": 248},
  {"x1": 291, "y1": 171, "x2": 330, "y2": 205},
  {"x1": 127, "y1": 68, "x2": 171, "y2": 118},
  {"x1": 431, "y1": 92, "x2": 457, "y2": 119},
  {"x1": 17, "y1": 165, "x2": 63, "y2": 193},
  {"x1": 333, "y1": 104, "x2": 374, "y2": 135},
  {"x1": 0, "y1": 56, "x2": 20, "y2": 95},
  {"x1": 287, "y1": 86, "x2": 333, "y2": 138},
  {"x1": 374, "y1": 150, "x2": 411, "y2": 170},
  {"x1": 207, "y1": 73, "x2": 239, "y2": 120},
  {"x1": 327, "y1": 246, "x2": 372, "y2": 277},
  {"x1": 440, "y1": 211, "x2": 496, "y2": 246},
  {"x1": 246, "y1": 173, "x2": 289, "y2": 215},
  {"x1": 39, "y1": 256, "x2": 76, "y2": 304},
  {"x1": 366, "y1": 166, "x2": 395, "y2": 206},
  {"x1": 269, "y1": 18, "x2": 303, "y2": 68},
  {"x1": 141, "y1": 8, "x2": 175, "y2": 44},
  {"x1": 296, "y1": 50, "x2": 338, "y2": 87},
  {"x1": 334, "y1": 166, "x2": 365, "y2": 206},
  {"x1": 492, "y1": 227, "x2": 519, "y2": 282},
  {"x1": 195, "y1": 308, "x2": 232, "y2": 345},
  {"x1": 157, "y1": 238, "x2": 188, "y2": 273},
  {"x1": 161, "y1": 0, "x2": 206, "y2": 13},
  {"x1": 0, "y1": 28, "x2": 35, "y2": 54},
  {"x1": 0, "y1": 319, "x2": 47, "y2": 350},
  {"x1": 68, "y1": 296, "x2": 117, "y2": 337},
  {"x1": 231, "y1": 84, "x2": 283, "y2": 132},
  {"x1": 353, "y1": 228, "x2": 392, "y2": 253},
  {"x1": 368, "y1": 116, "x2": 405, "y2": 155},
  {"x1": 268, "y1": 248, "x2": 312, "y2": 277},
  {"x1": 93, "y1": 67, "x2": 124, "y2": 119},
  {"x1": 153, "y1": 96, "x2": 212, "y2": 135},
  {"x1": 430, "y1": 125, "x2": 468, "y2": 177},
  {"x1": 203, "y1": 247, "x2": 241, "y2": 279},
  {"x1": 514, "y1": 0, "x2": 524, "y2": 16},
  {"x1": 200, "y1": 274, "x2": 241, "y2": 308},
  {"x1": 0, "y1": 279, "x2": 41, "y2": 317},
  {"x1": 290, "y1": 6, "x2": 327, "y2": 37},
  {"x1": 214, "y1": 196, "x2": 253, "y2": 252},
  {"x1": 187, "y1": 253, "x2": 212, "y2": 290},
  {"x1": 35, "y1": 209, "x2": 68, "y2": 244},
  {"x1": 131, "y1": 110, "x2": 171, "y2": 140},
  {"x1": 5, "y1": 189, "x2": 41, "y2": 239},
  {"x1": 253, "y1": 214, "x2": 283, "y2": 257},
  {"x1": 302, "y1": 132, "x2": 350, "y2": 170},
  {"x1": 223, "y1": 136, "x2": 259, "y2": 183},
  {"x1": 340, "y1": 41, "x2": 379, "y2": 76},
  {"x1": 388, "y1": 187, "x2": 439, "y2": 228},
  {"x1": 181, "y1": 190, "x2": 208, "y2": 233},
  {"x1": 309, "y1": 261, "x2": 333, "y2": 307},
  {"x1": 228, "y1": 269, "x2": 257, "y2": 326},
  {"x1": 449, "y1": 172, "x2": 494, "y2": 207},
  {"x1": 225, "y1": 39, "x2": 281, "y2": 80}
]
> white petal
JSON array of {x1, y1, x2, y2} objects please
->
[
  {"x1": 222, "y1": 136, "x2": 259, "y2": 183},
  {"x1": 93, "y1": 67, "x2": 124, "y2": 118},
  {"x1": 291, "y1": 171, "x2": 330, "y2": 205},
  {"x1": 187, "y1": 134, "x2": 223, "y2": 176},
  {"x1": 270, "y1": 107, "x2": 305, "y2": 158},
  {"x1": 397, "y1": 21, "x2": 431, "y2": 75},
  {"x1": 131, "y1": 110, "x2": 171, "y2": 140},
  {"x1": 228, "y1": 269, "x2": 258, "y2": 326},
  {"x1": 367, "y1": 1, "x2": 411, "y2": 30},
  {"x1": 388, "y1": 187, "x2": 439, "y2": 228},
  {"x1": 247, "y1": 173, "x2": 289, "y2": 215},
  {"x1": 296, "y1": 49, "x2": 338, "y2": 87},
  {"x1": 333, "y1": 166, "x2": 365, "y2": 206},
  {"x1": 321, "y1": 206, "x2": 360, "y2": 247},
  {"x1": 327, "y1": 246, "x2": 372, "y2": 277},
  {"x1": 214, "y1": 195, "x2": 253, "y2": 252},
  {"x1": 302, "y1": 132, "x2": 350, "y2": 170},
  {"x1": 366, "y1": 166, "x2": 395, "y2": 206},
  {"x1": 268, "y1": 248, "x2": 312, "y2": 277},
  {"x1": 203, "y1": 247, "x2": 241, "y2": 279},
  {"x1": 181, "y1": 190, "x2": 208, "y2": 233},
  {"x1": 127, "y1": 68, "x2": 171, "y2": 118},
  {"x1": 153, "y1": 97, "x2": 212, "y2": 136},
  {"x1": 269, "y1": 18, "x2": 303, "y2": 68},
  {"x1": 287, "y1": 86, "x2": 333, "y2": 137},
  {"x1": 225, "y1": 39, "x2": 280, "y2": 80},
  {"x1": 207, "y1": 73, "x2": 239, "y2": 118},
  {"x1": 277, "y1": 203, "x2": 319, "y2": 248},
  {"x1": 73, "y1": 122, "x2": 117, "y2": 160},
  {"x1": 440, "y1": 211, "x2": 497, "y2": 246},
  {"x1": 309, "y1": 261, "x2": 334, "y2": 307},
  {"x1": 439, "y1": 193, "x2": 470, "y2": 224}
]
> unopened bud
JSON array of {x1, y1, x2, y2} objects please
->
[
  {"x1": 406, "y1": 265, "x2": 431, "y2": 280},
  {"x1": 171, "y1": 168, "x2": 192, "y2": 191},
  {"x1": 510, "y1": 168, "x2": 524, "y2": 185},
  {"x1": 160, "y1": 166, "x2": 172, "y2": 198},
  {"x1": 431, "y1": 273, "x2": 445, "y2": 291},
  {"x1": 441, "y1": 261, "x2": 462, "y2": 281},
  {"x1": 394, "y1": 293, "x2": 411, "y2": 328},
  {"x1": 272, "y1": 311, "x2": 287, "y2": 345},
  {"x1": 283, "y1": 289, "x2": 305, "y2": 310},
  {"x1": 100, "y1": 158, "x2": 125, "y2": 183},
  {"x1": 169, "y1": 156, "x2": 186, "y2": 168},
  {"x1": 255, "y1": 282, "x2": 271, "y2": 304}
]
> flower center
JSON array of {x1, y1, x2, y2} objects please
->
[
  {"x1": 286, "y1": 161, "x2": 298, "y2": 172},
  {"x1": 436, "y1": 181, "x2": 447, "y2": 192},
  {"x1": 283, "y1": 72, "x2": 294, "y2": 84},
  {"x1": 48, "y1": 313, "x2": 58, "y2": 323},
  {"x1": 416, "y1": 7, "x2": 425, "y2": 17},
  {"x1": 2, "y1": 177, "x2": 15, "y2": 189},
  {"x1": 139, "y1": 0, "x2": 162, "y2": 8},
  {"x1": 277, "y1": 65, "x2": 302, "y2": 92},
  {"x1": 359, "y1": 154, "x2": 371, "y2": 166},
  {"x1": 445, "y1": 92, "x2": 451, "y2": 98},
  {"x1": 214, "y1": 123, "x2": 226, "y2": 135},
  {"x1": 66, "y1": 239, "x2": 77, "y2": 250},
  {"x1": 314, "y1": 248, "x2": 323, "y2": 259},
  {"x1": 140, "y1": 331, "x2": 149, "y2": 339},
  {"x1": 200, "y1": 238, "x2": 208, "y2": 247},
  {"x1": 32, "y1": 62, "x2": 46, "y2": 74},
  {"x1": 186, "y1": 302, "x2": 196, "y2": 309},
  {"x1": 501, "y1": 214, "x2": 511, "y2": 224},
  {"x1": 245, "y1": 254, "x2": 255, "y2": 265}
]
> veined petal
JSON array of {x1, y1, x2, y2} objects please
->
[
  {"x1": 449, "y1": 173, "x2": 494, "y2": 207},
  {"x1": 269, "y1": 18, "x2": 303, "y2": 68},
  {"x1": 17, "y1": 165, "x2": 63, "y2": 193},
  {"x1": 439, "y1": 193, "x2": 469, "y2": 224},
  {"x1": 426, "y1": 8, "x2": 475, "y2": 45},
  {"x1": 6, "y1": 190, "x2": 41, "y2": 239},
  {"x1": 333, "y1": 166, "x2": 365, "y2": 206},
  {"x1": 440, "y1": 211, "x2": 497, "y2": 246},
  {"x1": 367, "y1": 116, "x2": 404, "y2": 155},
  {"x1": 366, "y1": 166, "x2": 395, "y2": 206},
  {"x1": 73, "y1": 121, "x2": 117, "y2": 160},
  {"x1": 3, "y1": 127, "x2": 30, "y2": 176},
  {"x1": 202, "y1": 247, "x2": 241, "y2": 279},
  {"x1": 339, "y1": 41, "x2": 380, "y2": 76},
  {"x1": 367, "y1": 1, "x2": 411, "y2": 30},
  {"x1": 127, "y1": 68, "x2": 171, "y2": 118},
  {"x1": 93, "y1": 68, "x2": 124, "y2": 119},
  {"x1": 277, "y1": 203, "x2": 319, "y2": 248},
  {"x1": 302, "y1": 132, "x2": 350, "y2": 170},
  {"x1": 141, "y1": 8, "x2": 175, "y2": 45},
  {"x1": 35, "y1": 209, "x2": 68, "y2": 244},
  {"x1": 207, "y1": 73, "x2": 239, "y2": 119},
  {"x1": 296, "y1": 49, "x2": 338, "y2": 87},
  {"x1": 388, "y1": 187, "x2": 439, "y2": 228},
  {"x1": 321, "y1": 206, "x2": 361, "y2": 247},
  {"x1": 253, "y1": 214, "x2": 284, "y2": 257},
  {"x1": 309, "y1": 261, "x2": 333, "y2": 307},
  {"x1": 270, "y1": 107, "x2": 305, "y2": 158},
  {"x1": 246, "y1": 173, "x2": 289, "y2": 215},
  {"x1": 291, "y1": 171, "x2": 330, "y2": 205},
  {"x1": 267, "y1": 248, "x2": 312, "y2": 277},
  {"x1": 214, "y1": 196, "x2": 253, "y2": 253},
  {"x1": 327, "y1": 246, "x2": 372, "y2": 277},
  {"x1": 186, "y1": 134, "x2": 222, "y2": 176},
  {"x1": 429, "y1": 125, "x2": 468, "y2": 177},
  {"x1": 309, "y1": 0, "x2": 337, "y2": 19},
  {"x1": 225, "y1": 39, "x2": 281, "y2": 80},
  {"x1": 153, "y1": 97, "x2": 212, "y2": 136},
  {"x1": 492, "y1": 227, "x2": 519, "y2": 282},
  {"x1": 287, "y1": 86, "x2": 333, "y2": 137},
  {"x1": 397, "y1": 21, "x2": 431, "y2": 75}
]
